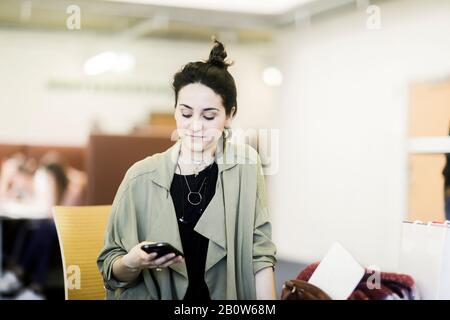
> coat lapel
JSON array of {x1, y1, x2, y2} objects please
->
[
  {"x1": 144, "y1": 139, "x2": 186, "y2": 278},
  {"x1": 194, "y1": 176, "x2": 227, "y2": 271},
  {"x1": 197, "y1": 136, "x2": 239, "y2": 272},
  {"x1": 148, "y1": 188, "x2": 188, "y2": 279}
]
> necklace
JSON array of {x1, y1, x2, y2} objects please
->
[
  {"x1": 186, "y1": 174, "x2": 206, "y2": 205},
  {"x1": 178, "y1": 150, "x2": 215, "y2": 177},
  {"x1": 177, "y1": 162, "x2": 213, "y2": 224}
]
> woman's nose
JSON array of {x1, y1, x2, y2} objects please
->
[{"x1": 191, "y1": 117, "x2": 203, "y2": 131}]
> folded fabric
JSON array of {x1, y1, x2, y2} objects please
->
[{"x1": 296, "y1": 262, "x2": 420, "y2": 300}]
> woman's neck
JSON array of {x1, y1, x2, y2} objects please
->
[{"x1": 177, "y1": 143, "x2": 217, "y2": 175}]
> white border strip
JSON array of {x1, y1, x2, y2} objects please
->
[{"x1": 408, "y1": 136, "x2": 450, "y2": 154}]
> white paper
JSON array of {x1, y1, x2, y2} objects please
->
[{"x1": 308, "y1": 242, "x2": 365, "y2": 300}]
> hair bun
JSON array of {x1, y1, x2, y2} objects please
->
[{"x1": 207, "y1": 39, "x2": 232, "y2": 69}]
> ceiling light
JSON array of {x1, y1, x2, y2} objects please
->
[
  {"x1": 84, "y1": 51, "x2": 135, "y2": 76},
  {"x1": 262, "y1": 67, "x2": 283, "y2": 87},
  {"x1": 102, "y1": 0, "x2": 315, "y2": 15}
]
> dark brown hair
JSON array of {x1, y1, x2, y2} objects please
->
[
  {"x1": 172, "y1": 39, "x2": 237, "y2": 117},
  {"x1": 40, "y1": 152, "x2": 69, "y2": 205}
]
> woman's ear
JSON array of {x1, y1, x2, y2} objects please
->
[
  {"x1": 230, "y1": 106, "x2": 236, "y2": 118},
  {"x1": 225, "y1": 106, "x2": 236, "y2": 126}
]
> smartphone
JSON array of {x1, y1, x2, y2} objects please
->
[{"x1": 141, "y1": 242, "x2": 184, "y2": 258}]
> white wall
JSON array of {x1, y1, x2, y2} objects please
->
[
  {"x1": 271, "y1": 0, "x2": 450, "y2": 271},
  {"x1": 0, "y1": 30, "x2": 276, "y2": 146}
]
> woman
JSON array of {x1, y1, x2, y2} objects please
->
[{"x1": 97, "y1": 40, "x2": 277, "y2": 300}]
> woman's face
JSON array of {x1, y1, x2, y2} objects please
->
[{"x1": 175, "y1": 83, "x2": 234, "y2": 153}]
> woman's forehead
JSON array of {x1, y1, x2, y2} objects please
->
[{"x1": 178, "y1": 83, "x2": 223, "y2": 109}]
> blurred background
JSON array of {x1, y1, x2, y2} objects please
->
[{"x1": 0, "y1": 0, "x2": 449, "y2": 299}]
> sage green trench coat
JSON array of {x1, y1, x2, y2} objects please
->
[{"x1": 97, "y1": 137, "x2": 277, "y2": 299}]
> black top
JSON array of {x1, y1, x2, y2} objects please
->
[{"x1": 170, "y1": 162, "x2": 219, "y2": 301}]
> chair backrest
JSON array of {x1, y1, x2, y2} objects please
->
[{"x1": 53, "y1": 205, "x2": 111, "y2": 300}]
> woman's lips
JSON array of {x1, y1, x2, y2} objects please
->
[
  {"x1": 187, "y1": 135, "x2": 214, "y2": 142},
  {"x1": 188, "y1": 135, "x2": 205, "y2": 138}
]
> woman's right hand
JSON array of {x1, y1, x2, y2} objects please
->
[{"x1": 121, "y1": 241, "x2": 184, "y2": 271}]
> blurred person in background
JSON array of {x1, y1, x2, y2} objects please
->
[
  {"x1": 0, "y1": 152, "x2": 69, "y2": 299},
  {"x1": 40, "y1": 152, "x2": 87, "y2": 207},
  {"x1": 0, "y1": 153, "x2": 36, "y2": 202}
]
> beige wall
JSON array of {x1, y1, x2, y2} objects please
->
[{"x1": 408, "y1": 81, "x2": 450, "y2": 221}]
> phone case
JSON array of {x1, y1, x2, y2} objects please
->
[{"x1": 141, "y1": 242, "x2": 184, "y2": 258}]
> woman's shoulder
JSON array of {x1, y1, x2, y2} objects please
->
[
  {"x1": 113, "y1": 152, "x2": 166, "y2": 200},
  {"x1": 128, "y1": 153, "x2": 163, "y2": 178},
  {"x1": 125, "y1": 152, "x2": 164, "y2": 181}
]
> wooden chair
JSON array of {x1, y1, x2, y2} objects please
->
[{"x1": 53, "y1": 205, "x2": 111, "y2": 300}]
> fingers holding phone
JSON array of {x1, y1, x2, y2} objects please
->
[
  {"x1": 122, "y1": 241, "x2": 184, "y2": 271},
  {"x1": 141, "y1": 242, "x2": 184, "y2": 270},
  {"x1": 122, "y1": 241, "x2": 183, "y2": 269},
  {"x1": 149, "y1": 252, "x2": 184, "y2": 269}
]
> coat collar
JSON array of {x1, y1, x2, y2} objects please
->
[
  {"x1": 150, "y1": 135, "x2": 238, "y2": 191},
  {"x1": 148, "y1": 136, "x2": 238, "y2": 280}
]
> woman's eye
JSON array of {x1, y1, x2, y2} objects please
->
[
  {"x1": 182, "y1": 114, "x2": 192, "y2": 118},
  {"x1": 203, "y1": 114, "x2": 216, "y2": 120}
]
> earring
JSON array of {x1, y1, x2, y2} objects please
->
[{"x1": 223, "y1": 127, "x2": 231, "y2": 139}]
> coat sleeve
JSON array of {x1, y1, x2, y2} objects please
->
[
  {"x1": 253, "y1": 155, "x2": 277, "y2": 275},
  {"x1": 97, "y1": 169, "x2": 140, "y2": 291}
]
